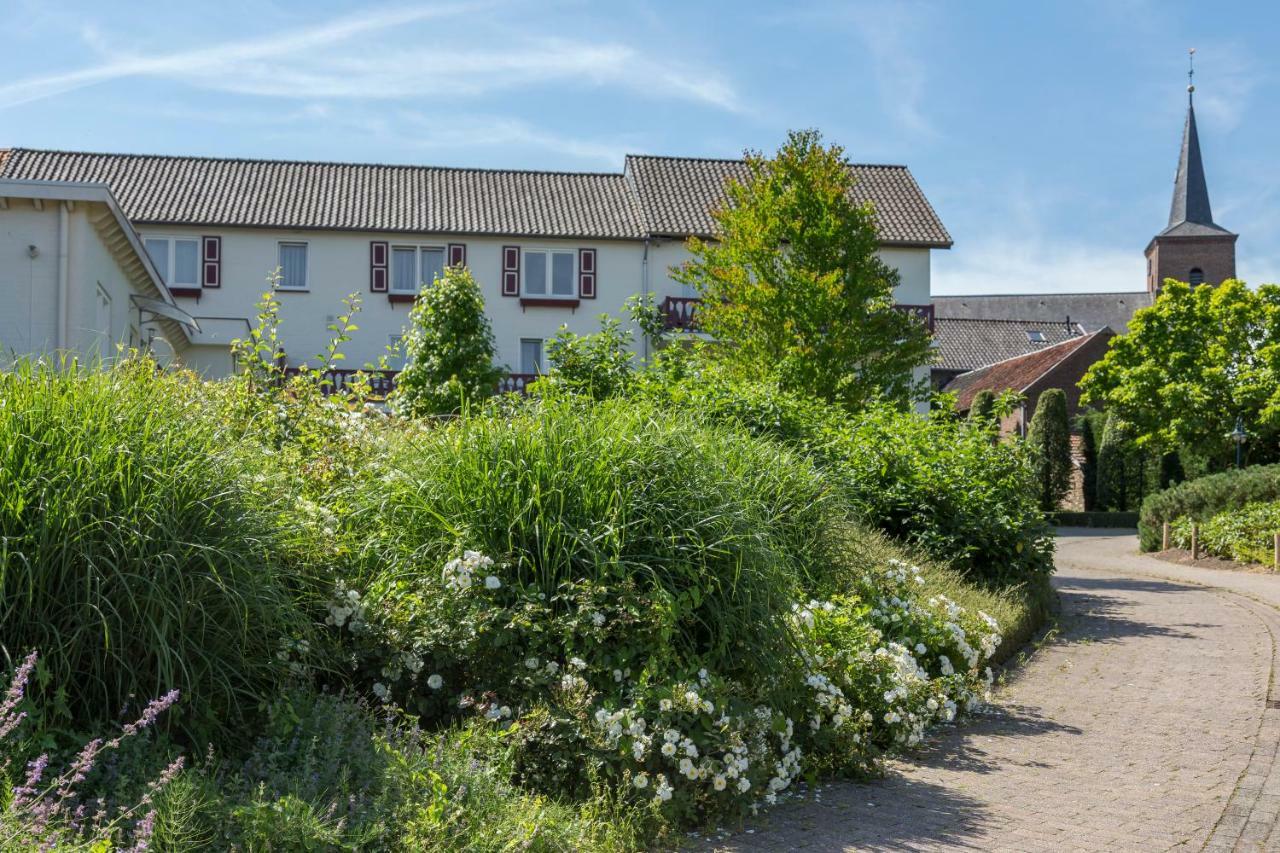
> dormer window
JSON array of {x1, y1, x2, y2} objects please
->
[
  {"x1": 1026, "y1": 330, "x2": 1046, "y2": 343},
  {"x1": 1189, "y1": 267, "x2": 1205, "y2": 286}
]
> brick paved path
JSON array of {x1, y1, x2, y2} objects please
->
[{"x1": 706, "y1": 532, "x2": 1280, "y2": 852}]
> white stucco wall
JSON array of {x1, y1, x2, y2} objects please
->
[
  {"x1": 0, "y1": 201, "x2": 145, "y2": 365},
  {"x1": 134, "y1": 225, "x2": 937, "y2": 379}
]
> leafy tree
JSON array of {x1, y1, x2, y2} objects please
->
[
  {"x1": 1080, "y1": 279, "x2": 1280, "y2": 468},
  {"x1": 542, "y1": 315, "x2": 635, "y2": 400},
  {"x1": 968, "y1": 390, "x2": 996, "y2": 427},
  {"x1": 674, "y1": 129, "x2": 933, "y2": 413},
  {"x1": 393, "y1": 266, "x2": 503, "y2": 417},
  {"x1": 1026, "y1": 389, "x2": 1072, "y2": 511},
  {"x1": 1079, "y1": 415, "x2": 1099, "y2": 511}
]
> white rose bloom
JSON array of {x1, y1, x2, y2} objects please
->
[
  {"x1": 713, "y1": 775, "x2": 727, "y2": 791},
  {"x1": 484, "y1": 575, "x2": 501, "y2": 590},
  {"x1": 633, "y1": 772, "x2": 649, "y2": 789},
  {"x1": 661, "y1": 742, "x2": 677, "y2": 757},
  {"x1": 737, "y1": 777, "x2": 751, "y2": 793},
  {"x1": 427, "y1": 674, "x2": 443, "y2": 690}
]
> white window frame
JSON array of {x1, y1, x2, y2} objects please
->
[
  {"x1": 142, "y1": 235, "x2": 201, "y2": 289},
  {"x1": 277, "y1": 241, "x2": 309, "y2": 290},
  {"x1": 519, "y1": 338, "x2": 544, "y2": 375},
  {"x1": 390, "y1": 245, "x2": 447, "y2": 294},
  {"x1": 522, "y1": 248, "x2": 577, "y2": 299}
]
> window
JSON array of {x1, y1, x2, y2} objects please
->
[
  {"x1": 391, "y1": 246, "x2": 446, "y2": 293},
  {"x1": 143, "y1": 236, "x2": 200, "y2": 288},
  {"x1": 278, "y1": 242, "x2": 308, "y2": 290},
  {"x1": 1026, "y1": 330, "x2": 1046, "y2": 343},
  {"x1": 523, "y1": 249, "x2": 576, "y2": 298},
  {"x1": 1189, "y1": 267, "x2": 1205, "y2": 286},
  {"x1": 520, "y1": 338, "x2": 544, "y2": 375}
]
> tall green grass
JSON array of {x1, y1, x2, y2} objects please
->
[
  {"x1": 350, "y1": 396, "x2": 844, "y2": 683},
  {"x1": 0, "y1": 360, "x2": 317, "y2": 740}
]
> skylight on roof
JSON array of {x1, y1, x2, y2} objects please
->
[{"x1": 1026, "y1": 330, "x2": 1046, "y2": 343}]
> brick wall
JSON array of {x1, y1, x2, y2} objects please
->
[{"x1": 1146, "y1": 234, "x2": 1237, "y2": 293}]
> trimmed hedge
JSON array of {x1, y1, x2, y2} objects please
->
[
  {"x1": 1049, "y1": 511, "x2": 1139, "y2": 528},
  {"x1": 1138, "y1": 464, "x2": 1280, "y2": 551}
]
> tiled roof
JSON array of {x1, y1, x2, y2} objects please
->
[
  {"x1": 943, "y1": 332, "x2": 1098, "y2": 411},
  {"x1": 0, "y1": 148, "x2": 952, "y2": 246},
  {"x1": 0, "y1": 149, "x2": 646, "y2": 239},
  {"x1": 933, "y1": 292, "x2": 1150, "y2": 334},
  {"x1": 932, "y1": 317, "x2": 1085, "y2": 372},
  {"x1": 624, "y1": 155, "x2": 952, "y2": 246}
]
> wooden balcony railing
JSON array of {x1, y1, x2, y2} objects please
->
[
  {"x1": 497, "y1": 373, "x2": 539, "y2": 395},
  {"x1": 660, "y1": 296, "x2": 702, "y2": 331},
  {"x1": 893, "y1": 303, "x2": 936, "y2": 333},
  {"x1": 282, "y1": 367, "x2": 398, "y2": 397}
]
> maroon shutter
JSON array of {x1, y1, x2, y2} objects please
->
[
  {"x1": 501, "y1": 245, "x2": 520, "y2": 297},
  {"x1": 202, "y1": 236, "x2": 221, "y2": 287},
  {"x1": 447, "y1": 243, "x2": 467, "y2": 267},
  {"x1": 578, "y1": 248, "x2": 596, "y2": 299},
  {"x1": 370, "y1": 241, "x2": 388, "y2": 292}
]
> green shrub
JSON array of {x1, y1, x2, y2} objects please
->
[
  {"x1": 1078, "y1": 415, "x2": 1099, "y2": 511},
  {"x1": 1026, "y1": 389, "x2": 1072, "y2": 512},
  {"x1": 968, "y1": 390, "x2": 996, "y2": 427},
  {"x1": 1140, "y1": 464, "x2": 1280, "y2": 550},
  {"x1": 633, "y1": 373, "x2": 1052, "y2": 585},
  {"x1": 542, "y1": 315, "x2": 636, "y2": 400},
  {"x1": 1168, "y1": 501, "x2": 1280, "y2": 565},
  {"x1": 0, "y1": 360, "x2": 318, "y2": 741},
  {"x1": 393, "y1": 266, "x2": 503, "y2": 416}
]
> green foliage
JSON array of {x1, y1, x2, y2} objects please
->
[
  {"x1": 1080, "y1": 279, "x2": 1280, "y2": 467},
  {"x1": 1026, "y1": 389, "x2": 1072, "y2": 512},
  {"x1": 633, "y1": 371, "x2": 1053, "y2": 586},
  {"x1": 968, "y1": 390, "x2": 996, "y2": 427},
  {"x1": 673, "y1": 129, "x2": 932, "y2": 411},
  {"x1": 393, "y1": 265, "x2": 503, "y2": 416},
  {"x1": 0, "y1": 359, "x2": 318, "y2": 742},
  {"x1": 1168, "y1": 501, "x2": 1280, "y2": 565},
  {"x1": 1079, "y1": 415, "x2": 1099, "y2": 511},
  {"x1": 1159, "y1": 451, "x2": 1185, "y2": 490},
  {"x1": 1138, "y1": 463, "x2": 1280, "y2": 550},
  {"x1": 1096, "y1": 414, "x2": 1129, "y2": 511},
  {"x1": 542, "y1": 315, "x2": 636, "y2": 400}
]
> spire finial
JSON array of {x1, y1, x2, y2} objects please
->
[{"x1": 1188, "y1": 47, "x2": 1196, "y2": 104}]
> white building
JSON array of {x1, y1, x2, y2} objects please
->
[
  {"x1": 0, "y1": 178, "x2": 198, "y2": 367},
  {"x1": 0, "y1": 149, "x2": 951, "y2": 383}
]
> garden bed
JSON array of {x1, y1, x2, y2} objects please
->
[{"x1": 1151, "y1": 548, "x2": 1276, "y2": 575}]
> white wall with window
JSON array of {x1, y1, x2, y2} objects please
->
[
  {"x1": 392, "y1": 245, "x2": 445, "y2": 293},
  {"x1": 278, "y1": 242, "x2": 308, "y2": 290},
  {"x1": 523, "y1": 248, "x2": 576, "y2": 298},
  {"x1": 143, "y1": 235, "x2": 201, "y2": 290},
  {"x1": 519, "y1": 338, "x2": 544, "y2": 375}
]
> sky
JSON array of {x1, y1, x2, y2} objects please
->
[{"x1": 2, "y1": 0, "x2": 1278, "y2": 295}]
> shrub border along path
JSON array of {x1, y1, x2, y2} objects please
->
[{"x1": 705, "y1": 530, "x2": 1280, "y2": 851}]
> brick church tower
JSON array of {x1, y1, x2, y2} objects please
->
[{"x1": 1144, "y1": 55, "x2": 1237, "y2": 294}]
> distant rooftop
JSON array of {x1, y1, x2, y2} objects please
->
[
  {"x1": 932, "y1": 317, "x2": 1085, "y2": 373},
  {"x1": 933, "y1": 291, "x2": 1150, "y2": 334}
]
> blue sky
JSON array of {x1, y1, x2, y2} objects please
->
[{"x1": 2, "y1": 0, "x2": 1277, "y2": 294}]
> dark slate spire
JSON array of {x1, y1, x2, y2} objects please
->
[{"x1": 1169, "y1": 101, "x2": 1215, "y2": 227}]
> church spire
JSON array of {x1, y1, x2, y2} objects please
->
[{"x1": 1169, "y1": 48, "x2": 1216, "y2": 228}]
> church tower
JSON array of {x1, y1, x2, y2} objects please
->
[{"x1": 1144, "y1": 50, "x2": 1237, "y2": 294}]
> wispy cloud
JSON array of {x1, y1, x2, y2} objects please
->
[{"x1": 0, "y1": 3, "x2": 742, "y2": 113}]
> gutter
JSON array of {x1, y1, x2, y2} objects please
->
[{"x1": 57, "y1": 202, "x2": 69, "y2": 351}]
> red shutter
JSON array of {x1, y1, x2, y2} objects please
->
[
  {"x1": 578, "y1": 248, "x2": 596, "y2": 299},
  {"x1": 501, "y1": 245, "x2": 520, "y2": 297},
  {"x1": 370, "y1": 241, "x2": 388, "y2": 292},
  {"x1": 202, "y1": 236, "x2": 221, "y2": 287},
  {"x1": 447, "y1": 243, "x2": 467, "y2": 267}
]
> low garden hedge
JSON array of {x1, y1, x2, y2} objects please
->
[
  {"x1": 1138, "y1": 464, "x2": 1280, "y2": 551},
  {"x1": 1048, "y1": 511, "x2": 1139, "y2": 528}
]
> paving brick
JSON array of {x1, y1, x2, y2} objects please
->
[{"x1": 704, "y1": 533, "x2": 1280, "y2": 851}]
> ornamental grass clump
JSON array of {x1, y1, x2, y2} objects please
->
[{"x1": 0, "y1": 359, "x2": 317, "y2": 741}]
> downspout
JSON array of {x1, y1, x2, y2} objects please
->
[
  {"x1": 57, "y1": 202, "x2": 70, "y2": 352},
  {"x1": 641, "y1": 237, "x2": 651, "y2": 361}
]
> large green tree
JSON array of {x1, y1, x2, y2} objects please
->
[
  {"x1": 1080, "y1": 279, "x2": 1280, "y2": 468},
  {"x1": 674, "y1": 129, "x2": 933, "y2": 412},
  {"x1": 1026, "y1": 389, "x2": 1072, "y2": 511}
]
